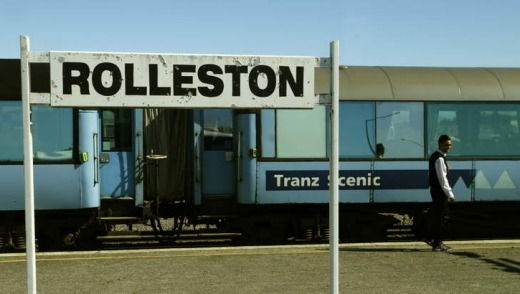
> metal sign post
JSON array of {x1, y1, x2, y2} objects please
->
[
  {"x1": 20, "y1": 35, "x2": 37, "y2": 294},
  {"x1": 329, "y1": 40, "x2": 340, "y2": 294}
]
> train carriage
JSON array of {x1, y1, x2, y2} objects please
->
[
  {"x1": 1, "y1": 58, "x2": 520, "y2": 250},
  {"x1": 0, "y1": 60, "x2": 99, "y2": 250}
]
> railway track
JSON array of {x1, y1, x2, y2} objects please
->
[{"x1": 95, "y1": 216, "x2": 243, "y2": 250}]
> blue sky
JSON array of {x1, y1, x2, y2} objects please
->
[{"x1": 2, "y1": 0, "x2": 520, "y2": 67}]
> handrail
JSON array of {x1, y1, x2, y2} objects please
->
[
  {"x1": 136, "y1": 131, "x2": 143, "y2": 183},
  {"x1": 236, "y1": 131, "x2": 242, "y2": 183},
  {"x1": 93, "y1": 132, "x2": 99, "y2": 185},
  {"x1": 195, "y1": 131, "x2": 201, "y2": 183}
]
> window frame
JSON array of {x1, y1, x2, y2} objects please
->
[{"x1": 0, "y1": 101, "x2": 77, "y2": 164}]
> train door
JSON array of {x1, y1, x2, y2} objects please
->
[
  {"x1": 196, "y1": 109, "x2": 236, "y2": 213},
  {"x1": 99, "y1": 109, "x2": 143, "y2": 205}
]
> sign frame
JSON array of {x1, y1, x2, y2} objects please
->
[{"x1": 49, "y1": 51, "x2": 317, "y2": 109}]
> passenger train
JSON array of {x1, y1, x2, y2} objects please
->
[{"x1": 1, "y1": 58, "x2": 520, "y2": 251}]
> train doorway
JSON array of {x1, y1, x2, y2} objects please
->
[
  {"x1": 196, "y1": 109, "x2": 237, "y2": 214},
  {"x1": 99, "y1": 109, "x2": 141, "y2": 200},
  {"x1": 143, "y1": 109, "x2": 194, "y2": 216}
]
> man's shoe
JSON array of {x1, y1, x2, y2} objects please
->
[
  {"x1": 423, "y1": 238, "x2": 434, "y2": 246},
  {"x1": 432, "y1": 244, "x2": 452, "y2": 252}
]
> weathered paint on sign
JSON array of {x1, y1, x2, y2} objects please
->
[{"x1": 50, "y1": 52, "x2": 317, "y2": 108}]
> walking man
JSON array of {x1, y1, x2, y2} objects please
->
[{"x1": 428, "y1": 134, "x2": 456, "y2": 252}]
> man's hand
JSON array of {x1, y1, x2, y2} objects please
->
[{"x1": 449, "y1": 196, "x2": 456, "y2": 203}]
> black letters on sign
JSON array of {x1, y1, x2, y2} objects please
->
[
  {"x1": 62, "y1": 62, "x2": 90, "y2": 95},
  {"x1": 149, "y1": 64, "x2": 171, "y2": 95},
  {"x1": 225, "y1": 65, "x2": 248, "y2": 96},
  {"x1": 198, "y1": 64, "x2": 224, "y2": 97},
  {"x1": 249, "y1": 65, "x2": 276, "y2": 97},
  {"x1": 279, "y1": 66, "x2": 303, "y2": 97},
  {"x1": 173, "y1": 64, "x2": 196, "y2": 96},
  {"x1": 61, "y1": 60, "x2": 306, "y2": 99},
  {"x1": 125, "y1": 64, "x2": 147, "y2": 95},
  {"x1": 92, "y1": 63, "x2": 122, "y2": 96}
]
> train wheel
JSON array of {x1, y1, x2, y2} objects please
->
[
  {"x1": 75, "y1": 224, "x2": 104, "y2": 250},
  {"x1": 36, "y1": 229, "x2": 63, "y2": 251}
]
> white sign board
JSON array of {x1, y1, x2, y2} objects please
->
[{"x1": 50, "y1": 52, "x2": 316, "y2": 108}]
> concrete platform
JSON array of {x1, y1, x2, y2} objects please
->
[{"x1": 1, "y1": 240, "x2": 520, "y2": 293}]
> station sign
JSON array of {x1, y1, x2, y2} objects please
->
[{"x1": 49, "y1": 52, "x2": 317, "y2": 108}]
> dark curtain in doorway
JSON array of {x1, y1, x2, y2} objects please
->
[{"x1": 144, "y1": 109, "x2": 193, "y2": 204}]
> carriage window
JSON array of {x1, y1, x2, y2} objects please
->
[
  {"x1": 0, "y1": 102, "x2": 73, "y2": 162},
  {"x1": 0, "y1": 101, "x2": 23, "y2": 161},
  {"x1": 276, "y1": 106, "x2": 326, "y2": 158},
  {"x1": 203, "y1": 109, "x2": 233, "y2": 151},
  {"x1": 339, "y1": 102, "x2": 375, "y2": 158},
  {"x1": 260, "y1": 109, "x2": 276, "y2": 158},
  {"x1": 102, "y1": 109, "x2": 132, "y2": 151},
  {"x1": 33, "y1": 106, "x2": 73, "y2": 161},
  {"x1": 427, "y1": 103, "x2": 520, "y2": 156},
  {"x1": 375, "y1": 102, "x2": 424, "y2": 158}
]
